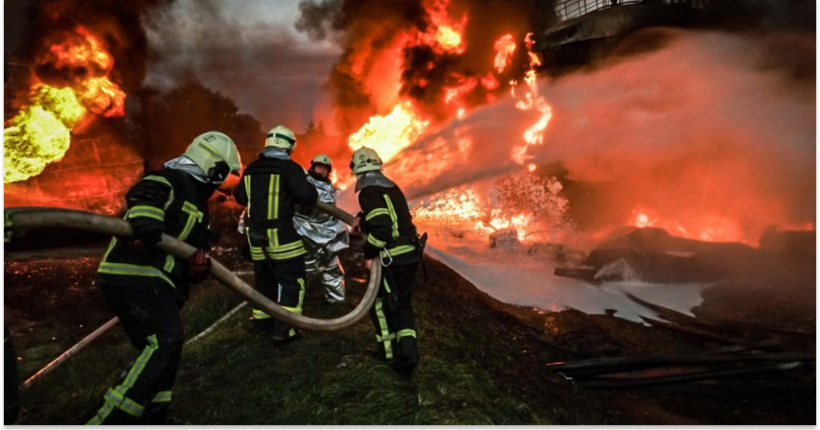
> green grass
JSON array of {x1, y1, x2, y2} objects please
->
[{"x1": 13, "y1": 251, "x2": 814, "y2": 425}]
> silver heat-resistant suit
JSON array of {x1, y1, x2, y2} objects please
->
[{"x1": 294, "y1": 175, "x2": 349, "y2": 303}]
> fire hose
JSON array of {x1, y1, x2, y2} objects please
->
[
  {"x1": 8, "y1": 203, "x2": 378, "y2": 388},
  {"x1": 5, "y1": 202, "x2": 378, "y2": 332}
]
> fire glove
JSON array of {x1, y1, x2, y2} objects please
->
[{"x1": 188, "y1": 249, "x2": 212, "y2": 283}]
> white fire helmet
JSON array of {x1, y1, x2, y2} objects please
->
[
  {"x1": 183, "y1": 131, "x2": 242, "y2": 184},
  {"x1": 349, "y1": 147, "x2": 383, "y2": 175},
  {"x1": 265, "y1": 125, "x2": 297, "y2": 152},
  {"x1": 311, "y1": 154, "x2": 333, "y2": 170}
]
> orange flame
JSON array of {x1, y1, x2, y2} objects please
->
[
  {"x1": 509, "y1": 34, "x2": 552, "y2": 164},
  {"x1": 494, "y1": 34, "x2": 516, "y2": 73},
  {"x1": 423, "y1": 0, "x2": 467, "y2": 54},
  {"x1": 4, "y1": 26, "x2": 126, "y2": 183},
  {"x1": 348, "y1": 102, "x2": 429, "y2": 164}
]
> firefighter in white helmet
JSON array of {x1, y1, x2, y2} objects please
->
[
  {"x1": 235, "y1": 126, "x2": 318, "y2": 341},
  {"x1": 88, "y1": 132, "x2": 242, "y2": 424},
  {"x1": 350, "y1": 147, "x2": 426, "y2": 373},
  {"x1": 294, "y1": 154, "x2": 349, "y2": 303}
]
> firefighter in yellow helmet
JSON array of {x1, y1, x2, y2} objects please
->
[
  {"x1": 350, "y1": 147, "x2": 426, "y2": 373},
  {"x1": 294, "y1": 154, "x2": 349, "y2": 303},
  {"x1": 88, "y1": 132, "x2": 242, "y2": 424},
  {"x1": 235, "y1": 126, "x2": 319, "y2": 341}
]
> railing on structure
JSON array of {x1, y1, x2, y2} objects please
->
[{"x1": 553, "y1": 0, "x2": 709, "y2": 22}]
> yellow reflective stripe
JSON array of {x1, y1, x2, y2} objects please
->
[
  {"x1": 384, "y1": 278, "x2": 392, "y2": 294},
  {"x1": 365, "y1": 208, "x2": 390, "y2": 221},
  {"x1": 273, "y1": 174, "x2": 280, "y2": 219},
  {"x1": 384, "y1": 195, "x2": 399, "y2": 239},
  {"x1": 376, "y1": 333, "x2": 396, "y2": 342},
  {"x1": 163, "y1": 254, "x2": 175, "y2": 273},
  {"x1": 253, "y1": 309, "x2": 271, "y2": 320},
  {"x1": 104, "y1": 334, "x2": 158, "y2": 418},
  {"x1": 178, "y1": 201, "x2": 203, "y2": 241},
  {"x1": 104, "y1": 390, "x2": 144, "y2": 417},
  {"x1": 143, "y1": 175, "x2": 173, "y2": 188},
  {"x1": 281, "y1": 305, "x2": 302, "y2": 313},
  {"x1": 267, "y1": 174, "x2": 274, "y2": 219},
  {"x1": 374, "y1": 299, "x2": 393, "y2": 359},
  {"x1": 245, "y1": 176, "x2": 252, "y2": 212},
  {"x1": 265, "y1": 247, "x2": 306, "y2": 260},
  {"x1": 266, "y1": 240, "x2": 303, "y2": 253},
  {"x1": 102, "y1": 237, "x2": 118, "y2": 262},
  {"x1": 367, "y1": 234, "x2": 387, "y2": 248},
  {"x1": 152, "y1": 391, "x2": 172, "y2": 403},
  {"x1": 98, "y1": 263, "x2": 175, "y2": 289},
  {"x1": 292, "y1": 278, "x2": 305, "y2": 313},
  {"x1": 182, "y1": 201, "x2": 203, "y2": 219},
  {"x1": 178, "y1": 214, "x2": 197, "y2": 241},
  {"x1": 87, "y1": 401, "x2": 115, "y2": 425},
  {"x1": 381, "y1": 244, "x2": 415, "y2": 258},
  {"x1": 127, "y1": 205, "x2": 165, "y2": 222},
  {"x1": 397, "y1": 329, "x2": 417, "y2": 339}
]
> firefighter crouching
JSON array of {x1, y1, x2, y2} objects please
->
[
  {"x1": 294, "y1": 154, "x2": 349, "y2": 304},
  {"x1": 235, "y1": 125, "x2": 319, "y2": 342},
  {"x1": 88, "y1": 132, "x2": 242, "y2": 425},
  {"x1": 350, "y1": 147, "x2": 426, "y2": 373}
]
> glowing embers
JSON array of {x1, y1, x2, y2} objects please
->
[
  {"x1": 413, "y1": 174, "x2": 571, "y2": 245},
  {"x1": 348, "y1": 102, "x2": 430, "y2": 164},
  {"x1": 4, "y1": 26, "x2": 126, "y2": 183},
  {"x1": 4, "y1": 86, "x2": 85, "y2": 183}
]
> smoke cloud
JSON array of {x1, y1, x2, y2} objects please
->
[
  {"x1": 386, "y1": 29, "x2": 815, "y2": 243},
  {"x1": 10, "y1": 0, "x2": 174, "y2": 93},
  {"x1": 295, "y1": 0, "x2": 536, "y2": 134},
  {"x1": 143, "y1": 0, "x2": 340, "y2": 135}
]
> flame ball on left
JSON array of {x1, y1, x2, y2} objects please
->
[{"x1": 3, "y1": 86, "x2": 85, "y2": 183}]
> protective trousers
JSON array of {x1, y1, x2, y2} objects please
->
[
  {"x1": 88, "y1": 282, "x2": 183, "y2": 425},
  {"x1": 369, "y1": 262, "x2": 420, "y2": 371},
  {"x1": 303, "y1": 238, "x2": 345, "y2": 303},
  {"x1": 251, "y1": 255, "x2": 306, "y2": 338}
]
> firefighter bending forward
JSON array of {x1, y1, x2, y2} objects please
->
[
  {"x1": 88, "y1": 132, "x2": 242, "y2": 425},
  {"x1": 351, "y1": 147, "x2": 423, "y2": 373},
  {"x1": 294, "y1": 155, "x2": 349, "y2": 304},
  {"x1": 235, "y1": 126, "x2": 318, "y2": 341}
]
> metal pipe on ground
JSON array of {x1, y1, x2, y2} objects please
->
[{"x1": 20, "y1": 317, "x2": 120, "y2": 389}]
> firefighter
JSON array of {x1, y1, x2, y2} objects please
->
[
  {"x1": 87, "y1": 131, "x2": 242, "y2": 425},
  {"x1": 235, "y1": 125, "x2": 318, "y2": 341},
  {"x1": 350, "y1": 147, "x2": 424, "y2": 373},
  {"x1": 294, "y1": 154, "x2": 349, "y2": 304}
]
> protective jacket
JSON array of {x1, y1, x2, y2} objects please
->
[
  {"x1": 358, "y1": 177, "x2": 420, "y2": 266},
  {"x1": 235, "y1": 154, "x2": 318, "y2": 261},
  {"x1": 97, "y1": 169, "x2": 212, "y2": 301}
]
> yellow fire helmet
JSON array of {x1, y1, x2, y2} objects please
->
[
  {"x1": 265, "y1": 125, "x2": 297, "y2": 152},
  {"x1": 184, "y1": 131, "x2": 243, "y2": 184},
  {"x1": 350, "y1": 147, "x2": 383, "y2": 175}
]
